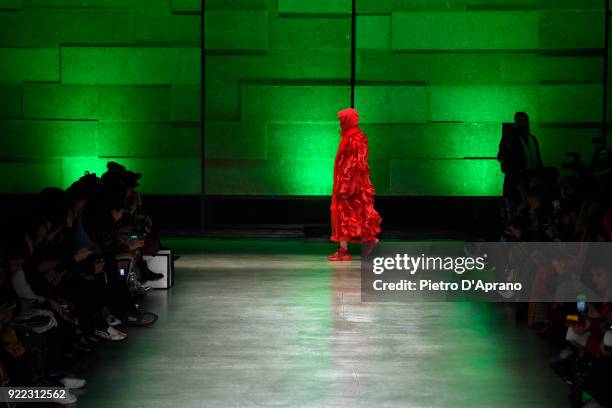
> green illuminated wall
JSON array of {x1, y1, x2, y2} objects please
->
[
  {"x1": 356, "y1": 0, "x2": 604, "y2": 196},
  {"x1": 0, "y1": 0, "x2": 201, "y2": 194},
  {"x1": 204, "y1": 0, "x2": 351, "y2": 195},
  {"x1": 206, "y1": 0, "x2": 604, "y2": 196},
  {"x1": 0, "y1": 0, "x2": 605, "y2": 196}
]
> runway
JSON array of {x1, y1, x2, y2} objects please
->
[{"x1": 75, "y1": 239, "x2": 569, "y2": 407}]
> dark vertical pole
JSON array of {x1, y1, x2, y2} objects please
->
[
  {"x1": 604, "y1": 0, "x2": 610, "y2": 146},
  {"x1": 200, "y1": 0, "x2": 207, "y2": 230},
  {"x1": 350, "y1": 0, "x2": 356, "y2": 108}
]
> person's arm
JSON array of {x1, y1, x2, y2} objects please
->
[
  {"x1": 20, "y1": 257, "x2": 56, "y2": 300},
  {"x1": 0, "y1": 322, "x2": 25, "y2": 359},
  {"x1": 337, "y1": 134, "x2": 368, "y2": 198},
  {"x1": 10, "y1": 268, "x2": 46, "y2": 304},
  {"x1": 497, "y1": 136, "x2": 507, "y2": 163},
  {"x1": 55, "y1": 228, "x2": 94, "y2": 274},
  {"x1": 497, "y1": 135, "x2": 513, "y2": 174},
  {"x1": 89, "y1": 221, "x2": 130, "y2": 255},
  {"x1": 533, "y1": 134, "x2": 543, "y2": 168},
  {"x1": 54, "y1": 251, "x2": 78, "y2": 275}
]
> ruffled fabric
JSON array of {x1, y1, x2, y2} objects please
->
[{"x1": 331, "y1": 109, "x2": 382, "y2": 243}]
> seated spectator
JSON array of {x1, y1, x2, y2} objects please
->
[
  {"x1": 0, "y1": 160, "x2": 167, "y2": 402},
  {"x1": 1, "y1": 245, "x2": 85, "y2": 405},
  {"x1": 496, "y1": 116, "x2": 612, "y2": 407}
]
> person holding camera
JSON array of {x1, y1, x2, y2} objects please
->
[{"x1": 497, "y1": 112, "x2": 543, "y2": 207}]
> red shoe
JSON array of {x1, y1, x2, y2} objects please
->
[{"x1": 328, "y1": 247, "x2": 351, "y2": 261}]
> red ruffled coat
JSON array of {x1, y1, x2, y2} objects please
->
[{"x1": 330, "y1": 108, "x2": 382, "y2": 243}]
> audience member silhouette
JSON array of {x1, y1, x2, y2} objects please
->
[{"x1": 497, "y1": 112, "x2": 543, "y2": 207}]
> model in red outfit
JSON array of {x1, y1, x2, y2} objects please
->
[{"x1": 328, "y1": 108, "x2": 382, "y2": 261}]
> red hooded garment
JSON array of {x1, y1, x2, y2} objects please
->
[{"x1": 331, "y1": 108, "x2": 382, "y2": 243}]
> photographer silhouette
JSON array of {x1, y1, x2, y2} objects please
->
[{"x1": 497, "y1": 112, "x2": 543, "y2": 207}]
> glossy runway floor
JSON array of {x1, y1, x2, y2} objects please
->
[{"x1": 75, "y1": 239, "x2": 570, "y2": 407}]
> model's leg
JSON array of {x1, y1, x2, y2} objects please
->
[{"x1": 328, "y1": 241, "x2": 351, "y2": 261}]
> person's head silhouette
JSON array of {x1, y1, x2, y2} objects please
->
[{"x1": 514, "y1": 111, "x2": 530, "y2": 133}]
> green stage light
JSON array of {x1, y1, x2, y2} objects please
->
[{"x1": 0, "y1": 1, "x2": 603, "y2": 196}]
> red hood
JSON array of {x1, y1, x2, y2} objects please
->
[{"x1": 338, "y1": 108, "x2": 360, "y2": 134}]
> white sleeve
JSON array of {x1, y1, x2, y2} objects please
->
[{"x1": 11, "y1": 268, "x2": 45, "y2": 303}]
